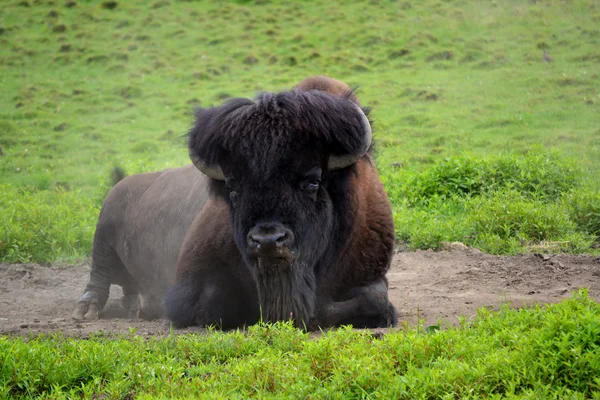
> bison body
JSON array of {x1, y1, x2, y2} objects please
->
[
  {"x1": 72, "y1": 165, "x2": 210, "y2": 320},
  {"x1": 74, "y1": 76, "x2": 397, "y2": 330}
]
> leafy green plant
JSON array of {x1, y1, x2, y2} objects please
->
[
  {"x1": 0, "y1": 185, "x2": 99, "y2": 263},
  {"x1": 0, "y1": 292, "x2": 598, "y2": 398},
  {"x1": 466, "y1": 189, "x2": 593, "y2": 254},
  {"x1": 397, "y1": 149, "x2": 580, "y2": 206},
  {"x1": 382, "y1": 150, "x2": 598, "y2": 254},
  {"x1": 565, "y1": 186, "x2": 600, "y2": 236}
]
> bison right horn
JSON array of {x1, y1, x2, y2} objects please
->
[
  {"x1": 189, "y1": 148, "x2": 225, "y2": 181},
  {"x1": 328, "y1": 104, "x2": 372, "y2": 171}
]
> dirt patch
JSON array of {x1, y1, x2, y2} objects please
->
[{"x1": 1, "y1": 249, "x2": 599, "y2": 337}]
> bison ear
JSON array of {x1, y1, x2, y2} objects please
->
[
  {"x1": 188, "y1": 99, "x2": 253, "y2": 180},
  {"x1": 327, "y1": 104, "x2": 372, "y2": 171}
]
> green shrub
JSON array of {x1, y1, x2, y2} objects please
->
[
  {"x1": 2, "y1": 149, "x2": 597, "y2": 263},
  {"x1": 466, "y1": 189, "x2": 595, "y2": 254},
  {"x1": 399, "y1": 149, "x2": 580, "y2": 206},
  {"x1": 467, "y1": 189, "x2": 574, "y2": 242},
  {"x1": 0, "y1": 292, "x2": 598, "y2": 398},
  {"x1": 565, "y1": 186, "x2": 600, "y2": 236},
  {"x1": 392, "y1": 196, "x2": 472, "y2": 250},
  {"x1": 382, "y1": 149, "x2": 597, "y2": 254},
  {"x1": 0, "y1": 185, "x2": 99, "y2": 263}
]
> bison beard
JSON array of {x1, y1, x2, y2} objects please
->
[{"x1": 255, "y1": 258, "x2": 316, "y2": 326}]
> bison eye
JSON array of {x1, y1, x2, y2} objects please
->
[
  {"x1": 301, "y1": 177, "x2": 320, "y2": 195},
  {"x1": 301, "y1": 168, "x2": 322, "y2": 195}
]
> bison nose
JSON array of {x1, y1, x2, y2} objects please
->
[{"x1": 247, "y1": 225, "x2": 294, "y2": 257}]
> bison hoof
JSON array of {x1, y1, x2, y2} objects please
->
[
  {"x1": 377, "y1": 304, "x2": 398, "y2": 328},
  {"x1": 72, "y1": 291, "x2": 105, "y2": 321},
  {"x1": 86, "y1": 304, "x2": 100, "y2": 320},
  {"x1": 71, "y1": 302, "x2": 100, "y2": 321},
  {"x1": 121, "y1": 294, "x2": 141, "y2": 319},
  {"x1": 71, "y1": 302, "x2": 88, "y2": 321}
]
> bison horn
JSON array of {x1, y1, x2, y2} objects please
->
[
  {"x1": 189, "y1": 149, "x2": 225, "y2": 180},
  {"x1": 328, "y1": 104, "x2": 372, "y2": 170}
]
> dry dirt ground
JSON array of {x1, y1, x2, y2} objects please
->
[{"x1": 1, "y1": 247, "x2": 599, "y2": 337}]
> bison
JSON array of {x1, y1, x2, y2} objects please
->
[{"x1": 73, "y1": 76, "x2": 397, "y2": 330}]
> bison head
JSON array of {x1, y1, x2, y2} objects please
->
[{"x1": 187, "y1": 89, "x2": 372, "y2": 325}]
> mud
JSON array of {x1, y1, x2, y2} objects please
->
[{"x1": 1, "y1": 247, "x2": 599, "y2": 337}]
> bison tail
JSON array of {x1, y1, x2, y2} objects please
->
[{"x1": 111, "y1": 167, "x2": 126, "y2": 186}]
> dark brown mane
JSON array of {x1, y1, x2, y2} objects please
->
[{"x1": 188, "y1": 90, "x2": 371, "y2": 179}]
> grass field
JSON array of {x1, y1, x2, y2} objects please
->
[
  {"x1": 2, "y1": 0, "x2": 600, "y2": 397},
  {"x1": 1, "y1": 0, "x2": 599, "y2": 262}
]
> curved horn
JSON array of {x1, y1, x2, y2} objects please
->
[
  {"x1": 328, "y1": 104, "x2": 372, "y2": 170},
  {"x1": 189, "y1": 148, "x2": 225, "y2": 180}
]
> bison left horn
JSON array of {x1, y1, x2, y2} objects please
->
[
  {"x1": 189, "y1": 149, "x2": 226, "y2": 181},
  {"x1": 328, "y1": 104, "x2": 372, "y2": 170}
]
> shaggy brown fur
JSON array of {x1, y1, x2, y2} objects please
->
[{"x1": 294, "y1": 75, "x2": 361, "y2": 105}]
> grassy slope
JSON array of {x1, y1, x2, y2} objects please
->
[
  {"x1": 1, "y1": 0, "x2": 599, "y2": 190},
  {"x1": 2, "y1": 0, "x2": 599, "y2": 261},
  {"x1": 1, "y1": 2, "x2": 600, "y2": 397},
  {"x1": 1, "y1": 292, "x2": 599, "y2": 398}
]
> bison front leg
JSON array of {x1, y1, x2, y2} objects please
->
[
  {"x1": 165, "y1": 272, "x2": 260, "y2": 330},
  {"x1": 72, "y1": 245, "x2": 140, "y2": 321},
  {"x1": 72, "y1": 279, "x2": 142, "y2": 321},
  {"x1": 166, "y1": 199, "x2": 261, "y2": 330},
  {"x1": 72, "y1": 284, "x2": 110, "y2": 321},
  {"x1": 314, "y1": 278, "x2": 397, "y2": 329}
]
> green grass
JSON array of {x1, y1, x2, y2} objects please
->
[
  {"x1": 1, "y1": 291, "x2": 599, "y2": 398},
  {"x1": 1, "y1": 0, "x2": 599, "y2": 261},
  {"x1": 0, "y1": 184, "x2": 98, "y2": 263},
  {"x1": 382, "y1": 148, "x2": 600, "y2": 254},
  {"x1": 2, "y1": 2, "x2": 599, "y2": 396}
]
